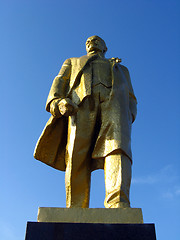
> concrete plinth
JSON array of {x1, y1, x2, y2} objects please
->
[
  {"x1": 25, "y1": 222, "x2": 156, "y2": 240},
  {"x1": 37, "y1": 207, "x2": 143, "y2": 224}
]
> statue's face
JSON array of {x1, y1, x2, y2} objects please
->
[{"x1": 86, "y1": 36, "x2": 107, "y2": 54}]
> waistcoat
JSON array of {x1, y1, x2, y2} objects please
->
[{"x1": 91, "y1": 58, "x2": 112, "y2": 87}]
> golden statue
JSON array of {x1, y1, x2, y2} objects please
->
[{"x1": 34, "y1": 36, "x2": 137, "y2": 208}]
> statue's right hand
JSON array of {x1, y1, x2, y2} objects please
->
[
  {"x1": 49, "y1": 99, "x2": 62, "y2": 118},
  {"x1": 58, "y1": 98, "x2": 78, "y2": 117}
]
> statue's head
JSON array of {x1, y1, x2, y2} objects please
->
[{"x1": 86, "y1": 35, "x2": 107, "y2": 55}]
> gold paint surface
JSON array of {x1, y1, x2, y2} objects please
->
[
  {"x1": 38, "y1": 207, "x2": 143, "y2": 224},
  {"x1": 34, "y1": 36, "x2": 137, "y2": 208}
]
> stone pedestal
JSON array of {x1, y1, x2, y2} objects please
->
[
  {"x1": 25, "y1": 222, "x2": 156, "y2": 240},
  {"x1": 25, "y1": 208, "x2": 156, "y2": 240},
  {"x1": 37, "y1": 207, "x2": 143, "y2": 224}
]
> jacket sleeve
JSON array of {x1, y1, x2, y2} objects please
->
[
  {"x1": 46, "y1": 58, "x2": 71, "y2": 112},
  {"x1": 121, "y1": 65, "x2": 137, "y2": 123}
]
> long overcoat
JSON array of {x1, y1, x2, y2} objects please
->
[{"x1": 34, "y1": 54, "x2": 137, "y2": 171}]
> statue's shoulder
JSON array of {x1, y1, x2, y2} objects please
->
[
  {"x1": 120, "y1": 64, "x2": 129, "y2": 73},
  {"x1": 108, "y1": 57, "x2": 129, "y2": 73},
  {"x1": 62, "y1": 55, "x2": 82, "y2": 62},
  {"x1": 119, "y1": 64, "x2": 131, "y2": 80},
  {"x1": 62, "y1": 58, "x2": 71, "y2": 66},
  {"x1": 65, "y1": 55, "x2": 88, "y2": 65}
]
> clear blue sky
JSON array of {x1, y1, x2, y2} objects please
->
[{"x1": 1, "y1": 0, "x2": 180, "y2": 239}]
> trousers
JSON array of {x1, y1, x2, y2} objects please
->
[{"x1": 65, "y1": 84, "x2": 132, "y2": 208}]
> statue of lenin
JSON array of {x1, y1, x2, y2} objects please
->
[{"x1": 34, "y1": 35, "x2": 137, "y2": 208}]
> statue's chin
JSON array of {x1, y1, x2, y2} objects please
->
[
  {"x1": 88, "y1": 47, "x2": 102, "y2": 55},
  {"x1": 88, "y1": 50, "x2": 96, "y2": 55}
]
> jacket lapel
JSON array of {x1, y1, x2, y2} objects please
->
[{"x1": 67, "y1": 54, "x2": 98, "y2": 96}]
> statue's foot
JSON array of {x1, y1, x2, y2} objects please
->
[{"x1": 109, "y1": 202, "x2": 130, "y2": 208}]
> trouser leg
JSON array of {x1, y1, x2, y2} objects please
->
[
  {"x1": 65, "y1": 98, "x2": 98, "y2": 208},
  {"x1": 65, "y1": 150, "x2": 91, "y2": 208},
  {"x1": 104, "y1": 152, "x2": 132, "y2": 208}
]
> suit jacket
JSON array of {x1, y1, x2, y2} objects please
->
[{"x1": 34, "y1": 54, "x2": 137, "y2": 171}]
